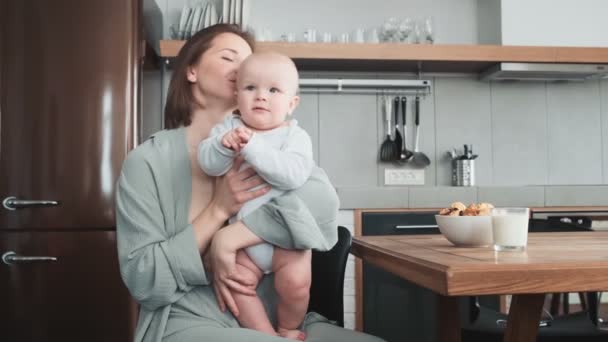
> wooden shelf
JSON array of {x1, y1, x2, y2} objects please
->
[{"x1": 159, "y1": 40, "x2": 608, "y2": 73}]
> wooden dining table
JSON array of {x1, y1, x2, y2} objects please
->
[{"x1": 351, "y1": 232, "x2": 608, "y2": 342}]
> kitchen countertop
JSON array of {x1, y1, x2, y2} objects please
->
[
  {"x1": 336, "y1": 185, "x2": 608, "y2": 209},
  {"x1": 353, "y1": 206, "x2": 608, "y2": 213}
]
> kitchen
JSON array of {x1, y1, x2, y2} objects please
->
[{"x1": 3, "y1": 0, "x2": 608, "y2": 341}]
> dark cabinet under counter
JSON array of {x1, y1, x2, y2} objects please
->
[{"x1": 356, "y1": 210, "x2": 500, "y2": 342}]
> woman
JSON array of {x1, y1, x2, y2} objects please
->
[{"x1": 116, "y1": 24, "x2": 385, "y2": 342}]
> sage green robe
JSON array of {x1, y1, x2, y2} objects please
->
[{"x1": 116, "y1": 127, "x2": 384, "y2": 342}]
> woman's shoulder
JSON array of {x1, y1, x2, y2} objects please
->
[{"x1": 122, "y1": 128, "x2": 186, "y2": 175}]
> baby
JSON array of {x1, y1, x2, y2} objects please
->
[{"x1": 198, "y1": 52, "x2": 313, "y2": 340}]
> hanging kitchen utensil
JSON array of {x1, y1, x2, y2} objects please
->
[
  {"x1": 393, "y1": 97, "x2": 402, "y2": 160},
  {"x1": 398, "y1": 96, "x2": 413, "y2": 163},
  {"x1": 379, "y1": 97, "x2": 397, "y2": 162},
  {"x1": 411, "y1": 96, "x2": 431, "y2": 167},
  {"x1": 467, "y1": 144, "x2": 474, "y2": 159},
  {"x1": 461, "y1": 144, "x2": 469, "y2": 160}
]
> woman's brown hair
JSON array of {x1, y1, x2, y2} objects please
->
[{"x1": 164, "y1": 24, "x2": 255, "y2": 129}]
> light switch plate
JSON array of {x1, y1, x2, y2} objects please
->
[{"x1": 384, "y1": 168, "x2": 425, "y2": 185}]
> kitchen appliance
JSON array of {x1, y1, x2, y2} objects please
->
[
  {"x1": 1, "y1": 1, "x2": 159, "y2": 341},
  {"x1": 480, "y1": 62, "x2": 608, "y2": 82}
]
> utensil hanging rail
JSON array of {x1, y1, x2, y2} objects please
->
[{"x1": 299, "y1": 78, "x2": 432, "y2": 95}]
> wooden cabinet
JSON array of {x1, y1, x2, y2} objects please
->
[
  {"x1": 356, "y1": 210, "x2": 442, "y2": 342},
  {"x1": 1, "y1": 1, "x2": 142, "y2": 340},
  {"x1": 0, "y1": 231, "x2": 137, "y2": 342}
]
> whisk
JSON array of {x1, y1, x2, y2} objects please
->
[{"x1": 380, "y1": 97, "x2": 398, "y2": 162}]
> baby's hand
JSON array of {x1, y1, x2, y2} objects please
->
[
  {"x1": 235, "y1": 127, "x2": 253, "y2": 143},
  {"x1": 221, "y1": 129, "x2": 243, "y2": 152},
  {"x1": 235, "y1": 127, "x2": 253, "y2": 149}
]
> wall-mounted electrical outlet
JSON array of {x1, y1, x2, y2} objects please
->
[{"x1": 384, "y1": 168, "x2": 425, "y2": 185}]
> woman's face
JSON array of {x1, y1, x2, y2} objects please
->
[{"x1": 187, "y1": 33, "x2": 253, "y2": 106}]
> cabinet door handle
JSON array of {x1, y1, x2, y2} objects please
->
[
  {"x1": 2, "y1": 196, "x2": 59, "y2": 210},
  {"x1": 2, "y1": 251, "x2": 58, "y2": 265},
  {"x1": 395, "y1": 224, "x2": 438, "y2": 229}
]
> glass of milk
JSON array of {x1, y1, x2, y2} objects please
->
[{"x1": 491, "y1": 207, "x2": 530, "y2": 252}]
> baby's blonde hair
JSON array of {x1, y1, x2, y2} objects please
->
[{"x1": 238, "y1": 52, "x2": 300, "y2": 94}]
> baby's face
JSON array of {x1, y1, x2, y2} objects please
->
[{"x1": 236, "y1": 56, "x2": 299, "y2": 131}]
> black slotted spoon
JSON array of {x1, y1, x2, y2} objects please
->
[
  {"x1": 398, "y1": 96, "x2": 413, "y2": 163},
  {"x1": 411, "y1": 96, "x2": 431, "y2": 167},
  {"x1": 379, "y1": 97, "x2": 397, "y2": 162},
  {"x1": 392, "y1": 97, "x2": 402, "y2": 160}
]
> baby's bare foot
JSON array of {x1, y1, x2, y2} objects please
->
[{"x1": 278, "y1": 328, "x2": 306, "y2": 341}]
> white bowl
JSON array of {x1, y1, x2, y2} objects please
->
[{"x1": 435, "y1": 215, "x2": 493, "y2": 247}]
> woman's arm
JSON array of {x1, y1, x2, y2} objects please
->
[
  {"x1": 116, "y1": 149, "x2": 210, "y2": 311},
  {"x1": 116, "y1": 148, "x2": 269, "y2": 311},
  {"x1": 191, "y1": 158, "x2": 268, "y2": 252}
]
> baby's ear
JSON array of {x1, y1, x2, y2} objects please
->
[{"x1": 288, "y1": 95, "x2": 300, "y2": 114}]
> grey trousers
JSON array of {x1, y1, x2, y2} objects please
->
[{"x1": 163, "y1": 322, "x2": 386, "y2": 342}]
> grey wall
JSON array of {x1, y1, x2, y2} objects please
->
[
  {"x1": 154, "y1": 0, "x2": 478, "y2": 44},
  {"x1": 298, "y1": 77, "x2": 608, "y2": 188}
]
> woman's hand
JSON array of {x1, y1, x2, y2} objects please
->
[
  {"x1": 209, "y1": 227, "x2": 257, "y2": 316},
  {"x1": 211, "y1": 156, "x2": 270, "y2": 220}
]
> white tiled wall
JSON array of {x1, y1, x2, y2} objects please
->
[{"x1": 337, "y1": 209, "x2": 356, "y2": 329}]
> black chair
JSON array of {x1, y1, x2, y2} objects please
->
[
  {"x1": 462, "y1": 218, "x2": 607, "y2": 342},
  {"x1": 308, "y1": 226, "x2": 352, "y2": 327}
]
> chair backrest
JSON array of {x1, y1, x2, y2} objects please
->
[{"x1": 308, "y1": 226, "x2": 352, "y2": 327}]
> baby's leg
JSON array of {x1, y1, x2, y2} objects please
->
[
  {"x1": 233, "y1": 250, "x2": 277, "y2": 336},
  {"x1": 272, "y1": 248, "x2": 312, "y2": 341}
]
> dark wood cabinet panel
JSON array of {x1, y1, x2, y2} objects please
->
[
  {"x1": 0, "y1": 0, "x2": 136, "y2": 230},
  {"x1": 0, "y1": 230, "x2": 137, "y2": 342}
]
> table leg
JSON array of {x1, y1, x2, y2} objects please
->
[
  {"x1": 503, "y1": 294, "x2": 545, "y2": 342},
  {"x1": 438, "y1": 295, "x2": 461, "y2": 342}
]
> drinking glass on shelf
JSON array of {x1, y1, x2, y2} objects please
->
[
  {"x1": 256, "y1": 27, "x2": 274, "y2": 42},
  {"x1": 421, "y1": 16, "x2": 435, "y2": 44},
  {"x1": 303, "y1": 28, "x2": 317, "y2": 43},
  {"x1": 338, "y1": 33, "x2": 350, "y2": 43},
  {"x1": 397, "y1": 18, "x2": 413, "y2": 43},
  {"x1": 380, "y1": 17, "x2": 399, "y2": 42},
  {"x1": 280, "y1": 32, "x2": 296, "y2": 43},
  {"x1": 367, "y1": 28, "x2": 380, "y2": 43},
  {"x1": 413, "y1": 20, "x2": 422, "y2": 44},
  {"x1": 353, "y1": 28, "x2": 365, "y2": 43},
  {"x1": 321, "y1": 32, "x2": 333, "y2": 43}
]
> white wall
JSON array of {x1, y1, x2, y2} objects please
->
[{"x1": 481, "y1": 0, "x2": 608, "y2": 46}]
